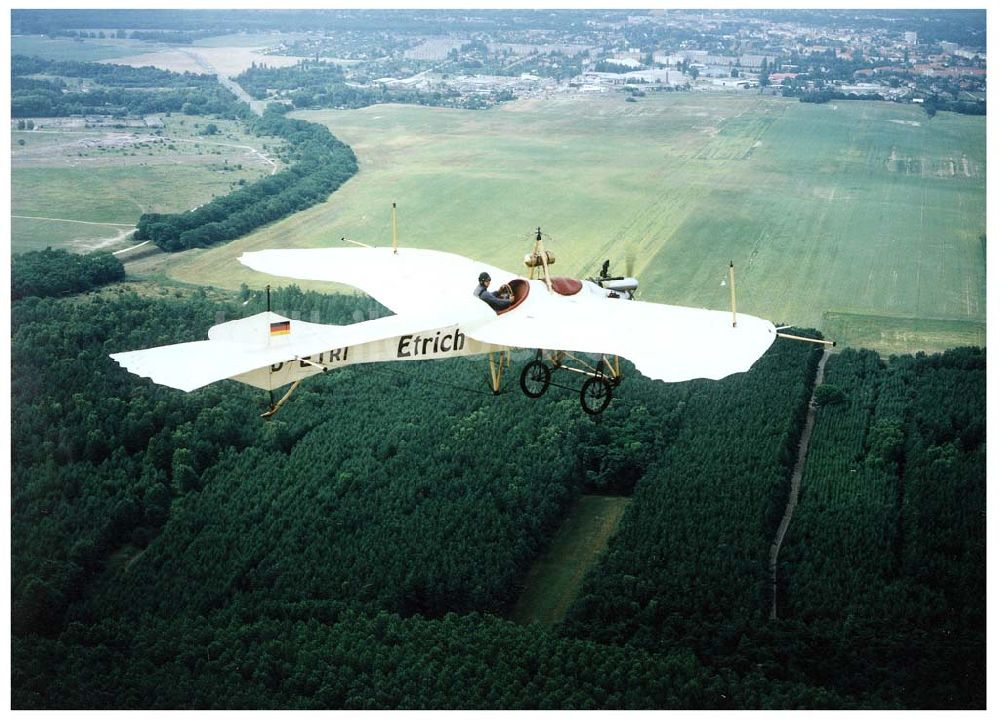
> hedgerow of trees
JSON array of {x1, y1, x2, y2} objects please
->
[
  {"x1": 133, "y1": 109, "x2": 357, "y2": 251},
  {"x1": 790, "y1": 87, "x2": 985, "y2": 116}
]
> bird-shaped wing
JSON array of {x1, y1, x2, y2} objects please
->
[
  {"x1": 466, "y1": 289, "x2": 776, "y2": 383},
  {"x1": 239, "y1": 247, "x2": 516, "y2": 316},
  {"x1": 111, "y1": 246, "x2": 776, "y2": 394},
  {"x1": 239, "y1": 246, "x2": 776, "y2": 383}
]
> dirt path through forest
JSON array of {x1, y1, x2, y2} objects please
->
[{"x1": 769, "y1": 348, "x2": 831, "y2": 620}]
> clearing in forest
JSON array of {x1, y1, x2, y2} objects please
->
[{"x1": 511, "y1": 494, "x2": 630, "y2": 626}]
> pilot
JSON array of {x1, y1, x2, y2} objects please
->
[{"x1": 474, "y1": 271, "x2": 512, "y2": 311}]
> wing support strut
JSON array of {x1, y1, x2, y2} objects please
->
[
  {"x1": 295, "y1": 356, "x2": 329, "y2": 373},
  {"x1": 776, "y1": 332, "x2": 837, "y2": 347},
  {"x1": 517, "y1": 350, "x2": 622, "y2": 414}
]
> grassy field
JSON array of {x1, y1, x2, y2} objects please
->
[
  {"x1": 510, "y1": 495, "x2": 631, "y2": 626},
  {"x1": 823, "y1": 311, "x2": 986, "y2": 355},
  {"x1": 11, "y1": 216, "x2": 134, "y2": 254},
  {"x1": 11, "y1": 35, "x2": 162, "y2": 62},
  {"x1": 11, "y1": 117, "x2": 282, "y2": 255},
  {"x1": 159, "y1": 93, "x2": 984, "y2": 354}
]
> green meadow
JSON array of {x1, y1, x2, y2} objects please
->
[
  {"x1": 28, "y1": 92, "x2": 978, "y2": 355},
  {"x1": 11, "y1": 118, "x2": 281, "y2": 255},
  {"x1": 11, "y1": 34, "x2": 162, "y2": 62},
  {"x1": 164, "y1": 93, "x2": 985, "y2": 354},
  {"x1": 11, "y1": 216, "x2": 133, "y2": 254}
]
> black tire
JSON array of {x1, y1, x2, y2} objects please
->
[
  {"x1": 580, "y1": 376, "x2": 613, "y2": 415},
  {"x1": 519, "y1": 359, "x2": 551, "y2": 398}
]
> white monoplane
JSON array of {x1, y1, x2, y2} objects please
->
[{"x1": 110, "y1": 230, "x2": 782, "y2": 415}]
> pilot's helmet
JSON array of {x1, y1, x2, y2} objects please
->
[{"x1": 478, "y1": 272, "x2": 491, "y2": 283}]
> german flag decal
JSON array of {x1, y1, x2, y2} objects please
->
[{"x1": 270, "y1": 320, "x2": 291, "y2": 336}]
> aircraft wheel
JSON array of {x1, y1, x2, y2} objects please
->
[
  {"x1": 519, "y1": 360, "x2": 551, "y2": 398},
  {"x1": 580, "y1": 376, "x2": 613, "y2": 415}
]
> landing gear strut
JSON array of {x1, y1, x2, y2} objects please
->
[{"x1": 517, "y1": 350, "x2": 621, "y2": 415}]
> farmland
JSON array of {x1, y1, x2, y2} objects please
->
[{"x1": 157, "y1": 93, "x2": 985, "y2": 356}]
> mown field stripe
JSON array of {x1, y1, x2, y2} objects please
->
[{"x1": 511, "y1": 494, "x2": 631, "y2": 626}]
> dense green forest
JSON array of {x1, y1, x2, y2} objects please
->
[
  {"x1": 133, "y1": 109, "x2": 357, "y2": 251},
  {"x1": 562, "y1": 345, "x2": 985, "y2": 708},
  {"x1": 9, "y1": 255, "x2": 985, "y2": 708},
  {"x1": 12, "y1": 248, "x2": 125, "y2": 300},
  {"x1": 11, "y1": 55, "x2": 240, "y2": 118},
  {"x1": 778, "y1": 348, "x2": 986, "y2": 707},
  {"x1": 236, "y1": 60, "x2": 374, "y2": 110}
]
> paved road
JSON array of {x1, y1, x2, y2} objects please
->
[{"x1": 180, "y1": 49, "x2": 266, "y2": 116}]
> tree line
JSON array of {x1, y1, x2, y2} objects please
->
[
  {"x1": 133, "y1": 108, "x2": 357, "y2": 251},
  {"x1": 11, "y1": 55, "x2": 239, "y2": 118},
  {"x1": 791, "y1": 87, "x2": 986, "y2": 116}
]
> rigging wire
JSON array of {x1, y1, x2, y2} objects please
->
[{"x1": 366, "y1": 362, "x2": 498, "y2": 398}]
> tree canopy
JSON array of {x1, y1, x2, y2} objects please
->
[
  {"x1": 11, "y1": 55, "x2": 241, "y2": 118},
  {"x1": 10, "y1": 273, "x2": 985, "y2": 709},
  {"x1": 12, "y1": 247, "x2": 125, "y2": 300}
]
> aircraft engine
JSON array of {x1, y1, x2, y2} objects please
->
[
  {"x1": 601, "y1": 277, "x2": 639, "y2": 296},
  {"x1": 589, "y1": 258, "x2": 639, "y2": 299}
]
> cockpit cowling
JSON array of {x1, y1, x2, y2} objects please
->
[{"x1": 496, "y1": 278, "x2": 531, "y2": 314}]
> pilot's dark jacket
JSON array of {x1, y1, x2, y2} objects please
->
[{"x1": 474, "y1": 283, "x2": 512, "y2": 311}]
